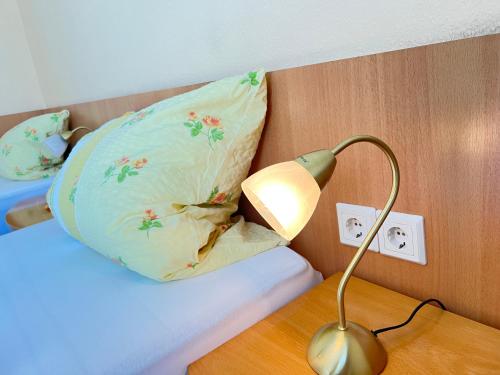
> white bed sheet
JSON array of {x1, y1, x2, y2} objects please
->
[
  {"x1": 0, "y1": 176, "x2": 54, "y2": 234},
  {"x1": 0, "y1": 219, "x2": 322, "y2": 375}
]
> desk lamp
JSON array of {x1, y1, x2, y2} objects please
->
[
  {"x1": 242, "y1": 135, "x2": 399, "y2": 375},
  {"x1": 43, "y1": 126, "x2": 92, "y2": 158}
]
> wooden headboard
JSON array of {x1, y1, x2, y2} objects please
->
[
  {"x1": 0, "y1": 83, "x2": 203, "y2": 145},
  {"x1": 1, "y1": 34, "x2": 498, "y2": 328}
]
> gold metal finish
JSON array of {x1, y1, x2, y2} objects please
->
[
  {"x1": 61, "y1": 126, "x2": 93, "y2": 141},
  {"x1": 308, "y1": 135, "x2": 400, "y2": 375},
  {"x1": 308, "y1": 321, "x2": 387, "y2": 375},
  {"x1": 295, "y1": 149, "x2": 336, "y2": 189},
  {"x1": 331, "y1": 135, "x2": 400, "y2": 330}
]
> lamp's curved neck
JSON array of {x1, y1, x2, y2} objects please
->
[
  {"x1": 61, "y1": 126, "x2": 93, "y2": 141},
  {"x1": 331, "y1": 135, "x2": 400, "y2": 330}
]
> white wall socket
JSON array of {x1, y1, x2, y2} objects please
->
[
  {"x1": 336, "y1": 203, "x2": 379, "y2": 252},
  {"x1": 376, "y1": 210, "x2": 427, "y2": 265}
]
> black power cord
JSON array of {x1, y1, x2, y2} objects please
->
[{"x1": 371, "y1": 299, "x2": 447, "y2": 337}]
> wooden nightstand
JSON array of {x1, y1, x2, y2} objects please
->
[
  {"x1": 189, "y1": 273, "x2": 500, "y2": 374},
  {"x1": 5, "y1": 195, "x2": 53, "y2": 231}
]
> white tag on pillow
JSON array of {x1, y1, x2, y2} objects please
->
[{"x1": 42, "y1": 134, "x2": 69, "y2": 158}]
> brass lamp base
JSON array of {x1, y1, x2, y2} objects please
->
[{"x1": 308, "y1": 321, "x2": 387, "y2": 375}]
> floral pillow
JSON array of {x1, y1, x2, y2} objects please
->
[
  {"x1": 47, "y1": 112, "x2": 134, "y2": 240},
  {"x1": 49, "y1": 71, "x2": 287, "y2": 281},
  {"x1": 0, "y1": 110, "x2": 69, "y2": 180}
]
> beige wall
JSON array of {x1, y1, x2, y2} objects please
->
[
  {"x1": 0, "y1": 0, "x2": 44, "y2": 115},
  {"x1": 2, "y1": 0, "x2": 499, "y2": 115}
]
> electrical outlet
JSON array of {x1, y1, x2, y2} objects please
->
[
  {"x1": 376, "y1": 210, "x2": 426, "y2": 265},
  {"x1": 336, "y1": 203, "x2": 379, "y2": 252}
]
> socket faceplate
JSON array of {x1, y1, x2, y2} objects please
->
[
  {"x1": 377, "y1": 210, "x2": 426, "y2": 265},
  {"x1": 336, "y1": 203, "x2": 379, "y2": 252}
]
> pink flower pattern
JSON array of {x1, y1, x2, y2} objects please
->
[{"x1": 103, "y1": 156, "x2": 148, "y2": 184}]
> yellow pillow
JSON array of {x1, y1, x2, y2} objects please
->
[
  {"x1": 47, "y1": 112, "x2": 134, "y2": 241},
  {"x1": 0, "y1": 110, "x2": 69, "y2": 180},
  {"x1": 49, "y1": 71, "x2": 286, "y2": 281}
]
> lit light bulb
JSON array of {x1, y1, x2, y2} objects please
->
[
  {"x1": 242, "y1": 161, "x2": 320, "y2": 240},
  {"x1": 254, "y1": 182, "x2": 301, "y2": 230}
]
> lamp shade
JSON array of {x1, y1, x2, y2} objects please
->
[{"x1": 242, "y1": 161, "x2": 321, "y2": 241}]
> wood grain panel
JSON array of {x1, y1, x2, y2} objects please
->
[
  {"x1": 0, "y1": 83, "x2": 202, "y2": 144},
  {"x1": 240, "y1": 34, "x2": 500, "y2": 328},
  {"x1": 0, "y1": 35, "x2": 498, "y2": 328}
]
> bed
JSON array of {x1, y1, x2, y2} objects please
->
[
  {"x1": 0, "y1": 176, "x2": 54, "y2": 235},
  {"x1": 0, "y1": 219, "x2": 322, "y2": 375}
]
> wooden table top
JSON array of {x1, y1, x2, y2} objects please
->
[
  {"x1": 5, "y1": 195, "x2": 53, "y2": 230},
  {"x1": 189, "y1": 273, "x2": 500, "y2": 374}
]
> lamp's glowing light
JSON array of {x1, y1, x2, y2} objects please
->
[
  {"x1": 253, "y1": 182, "x2": 301, "y2": 230},
  {"x1": 242, "y1": 161, "x2": 320, "y2": 241}
]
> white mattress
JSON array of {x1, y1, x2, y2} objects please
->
[
  {"x1": 0, "y1": 219, "x2": 322, "y2": 375},
  {"x1": 0, "y1": 176, "x2": 54, "y2": 234}
]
